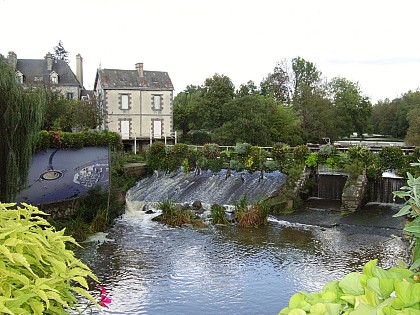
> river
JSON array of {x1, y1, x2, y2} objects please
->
[{"x1": 77, "y1": 200, "x2": 408, "y2": 315}]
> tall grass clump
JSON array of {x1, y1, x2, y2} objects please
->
[
  {"x1": 210, "y1": 204, "x2": 229, "y2": 224},
  {"x1": 234, "y1": 197, "x2": 269, "y2": 227},
  {"x1": 157, "y1": 200, "x2": 206, "y2": 228}
]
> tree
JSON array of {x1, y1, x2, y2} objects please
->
[
  {"x1": 260, "y1": 59, "x2": 292, "y2": 104},
  {"x1": 173, "y1": 85, "x2": 206, "y2": 135},
  {"x1": 329, "y1": 77, "x2": 372, "y2": 137},
  {"x1": 201, "y1": 73, "x2": 235, "y2": 129},
  {"x1": 43, "y1": 90, "x2": 102, "y2": 131},
  {"x1": 405, "y1": 107, "x2": 420, "y2": 146},
  {"x1": 213, "y1": 95, "x2": 273, "y2": 145},
  {"x1": 53, "y1": 40, "x2": 70, "y2": 64},
  {"x1": 236, "y1": 80, "x2": 259, "y2": 97},
  {"x1": 0, "y1": 57, "x2": 46, "y2": 201},
  {"x1": 291, "y1": 56, "x2": 323, "y2": 103}
]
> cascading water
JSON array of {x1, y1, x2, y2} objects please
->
[
  {"x1": 314, "y1": 174, "x2": 347, "y2": 200},
  {"x1": 126, "y1": 169, "x2": 287, "y2": 207},
  {"x1": 367, "y1": 172, "x2": 406, "y2": 204}
]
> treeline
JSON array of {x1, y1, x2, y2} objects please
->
[{"x1": 174, "y1": 57, "x2": 420, "y2": 146}]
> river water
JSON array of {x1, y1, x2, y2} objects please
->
[{"x1": 77, "y1": 201, "x2": 408, "y2": 315}]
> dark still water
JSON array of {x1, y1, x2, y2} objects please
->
[{"x1": 77, "y1": 204, "x2": 408, "y2": 315}]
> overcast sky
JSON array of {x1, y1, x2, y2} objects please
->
[{"x1": 1, "y1": 0, "x2": 420, "y2": 103}]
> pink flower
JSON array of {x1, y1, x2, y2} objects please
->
[{"x1": 98, "y1": 285, "x2": 112, "y2": 309}]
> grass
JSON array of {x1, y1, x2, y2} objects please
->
[
  {"x1": 157, "y1": 200, "x2": 207, "y2": 227},
  {"x1": 210, "y1": 204, "x2": 229, "y2": 224},
  {"x1": 234, "y1": 197, "x2": 269, "y2": 227}
]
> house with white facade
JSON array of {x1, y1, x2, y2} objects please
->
[{"x1": 94, "y1": 63, "x2": 175, "y2": 150}]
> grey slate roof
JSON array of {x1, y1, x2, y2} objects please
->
[
  {"x1": 16, "y1": 59, "x2": 81, "y2": 87},
  {"x1": 98, "y1": 69, "x2": 173, "y2": 90}
]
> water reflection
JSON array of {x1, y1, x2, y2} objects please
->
[{"x1": 77, "y1": 208, "x2": 408, "y2": 315}]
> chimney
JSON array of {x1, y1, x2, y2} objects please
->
[
  {"x1": 135, "y1": 63, "x2": 144, "y2": 77},
  {"x1": 76, "y1": 54, "x2": 83, "y2": 86},
  {"x1": 7, "y1": 51, "x2": 17, "y2": 70},
  {"x1": 45, "y1": 52, "x2": 53, "y2": 71}
]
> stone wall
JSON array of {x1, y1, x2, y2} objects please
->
[
  {"x1": 36, "y1": 198, "x2": 80, "y2": 220},
  {"x1": 341, "y1": 174, "x2": 368, "y2": 212}
]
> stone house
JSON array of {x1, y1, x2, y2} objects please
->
[
  {"x1": 94, "y1": 63, "x2": 175, "y2": 150},
  {"x1": 5, "y1": 51, "x2": 85, "y2": 100}
]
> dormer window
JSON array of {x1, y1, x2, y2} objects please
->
[
  {"x1": 50, "y1": 71, "x2": 59, "y2": 84},
  {"x1": 15, "y1": 71, "x2": 24, "y2": 84}
]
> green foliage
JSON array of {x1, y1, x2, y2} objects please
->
[
  {"x1": 234, "y1": 198, "x2": 269, "y2": 227},
  {"x1": 0, "y1": 202, "x2": 100, "y2": 314},
  {"x1": 0, "y1": 58, "x2": 47, "y2": 201},
  {"x1": 305, "y1": 153, "x2": 319, "y2": 168},
  {"x1": 166, "y1": 143, "x2": 189, "y2": 173},
  {"x1": 347, "y1": 145, "x2": 371, "y2": 164},
  {"x1": 43, "y1": 91, "x2": 102, "y2": 132},
  {"x1": 183, "y1": 130, "x2": 212, "y2": 145},
  {"x1": 200, "y1": 143, "x2": 223, "y2": 172},
  {"x1": 325, "y1": 155, "x2": 340, "y2": 170},
  {"x1": 379, "y1": 146, "x2": 405, "y2": 171},
  {"x1": 344, "y1": 161, "x2": 365, "y2": 180},
  {"x1": 146, "y1": 141, "x2": 167, "y2": 171},
  {"x1": 33, "y1": 130, "x2": 122, "y2": 152},
  {"x1": 329, "y1": 77, "x2": 372, "y2": 137},
  {"x1": 279, "y1": 259, "x2": 420, "y2": 315},
  {"x1": 210, "y1": 204, "x2": 228, "y2": 225},
  {"x1": 272, "y1": 142, "x2": 293, "y2": 172},
  {"x1": 318, "y1": 144, "x2": 337, "y2": 159},
  {"x1": 405, "y1": 107, "x2": 420, "y2": 146},
  {"x1": 157, "y1": 200, "x2": 206, "y2": 227},
  {"x1": 264, "y1": 160, "x2": 279, "y2": 172},
  {"x1": 293, "y1": 145, "x2": 309, "y2": 162},
  {"x1": 393, "y1": 162, "x2": 420, "y2": 271},
  {"x1": 372, "y1": 90, "x2": 420, "y2": 139}
]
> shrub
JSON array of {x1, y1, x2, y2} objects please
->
[
  {"x1": 347, "y1": 145, "x2": 371, "y2": 163},
  {"x1": 211, "y1": 204, "x2": 228, "y2": 224},
  {"x1": 344, "y1": 161, "x2": 365, "y2": 180},
  {"x1": 166, "y1": 143, "x2": 189, "y2": 173},
  {"x1": 293, "y1": 145, "x2": 310, "y2": 162},
  {"x1": 33, "y1": 130, "x2": 122, "y2": 152},
  {"x1": 157, "y1": 200, "x2": 206, "y2": 227},
  {"x1": 279, "y1": 259, "x2": 420, "y2": 315},
  {"x1": 0, "y1": 202, "x2": 101, "y2": 314},
  {"x1": 379, "y1": 146, "x2": 405, "y2": 171},
  {"x1": 235, "y1": 199, "x2": 269, "y2": 227},
  {"x1": 305, "y1": 152, "x2": 318, "y2": 168},
  {"x1": 146, "y1": 141, "x2": 167, "y2": 171},
  {"x1": 393, "y1": 162, "x2": 420, "y2": 272}
]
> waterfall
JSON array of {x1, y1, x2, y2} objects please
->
[
  {"x1": 125, "y1": 169, "x2": 287, "y2": 207},
  {"x1": 366, "y1": 176, "x2": 406, "y2": 204},
  {"x1": 313, "y1": 174, "x2": 347, "y2": 200}
]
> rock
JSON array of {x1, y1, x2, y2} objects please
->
[
  {"x1": 145, "y1": 209, "x2": 154, "y2": 214},
  {"x1": 192, "y1": 200, "x2": 202, "y2": 210},
  {"x1": 142, "y1": 204, "x2": 149, "y2": 212}
]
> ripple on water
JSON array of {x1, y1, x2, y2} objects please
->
[{"x1": 77, "y1": 207, "x2": 410, "y2": 315}]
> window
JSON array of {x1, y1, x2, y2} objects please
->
[
  {"x1": 120, "y1": 120, "x2": 130, "y2": 139},
  {"x1": 50, "y1": 72, "x2": 58, "y2": 84},
  {"x1": 15, "y1": 71, "x2": 23, "y2": 84},
  {"x1": 67, "y1": 93, "x2": 74, "y2": 100},
  {"x1": 153, "y1": 120, "x2": 162, "y2": 139},
  {"x1": 153, "y1": 95, "x2": 162, "y2": 110},
  {"x1": 121, "y1": 94, "x2": 129, "y2": 110}
]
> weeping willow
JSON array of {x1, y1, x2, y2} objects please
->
[{"x1": 0, "y1": 57, "x2": 46, "y2": 201}]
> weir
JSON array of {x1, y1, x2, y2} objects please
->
[
  {"x1": 126, "y1": 169, "x2": 287, "y2": 207},
  {"x1": 309, "y1": 170, "x2": 405, "y2": 207}
]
